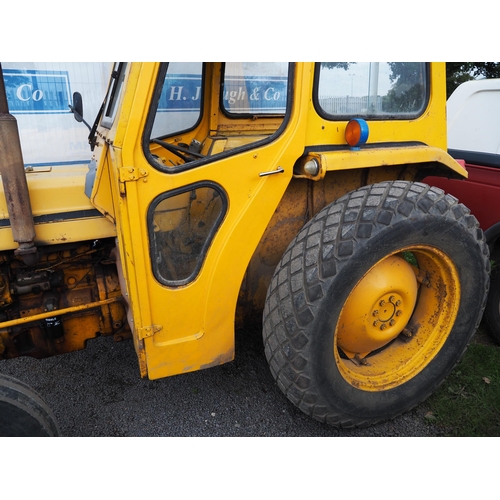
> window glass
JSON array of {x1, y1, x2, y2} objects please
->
[
  {"x1": 148, "y1": 184, "x2": 226, "y2": 286},
  {"x1": 317, "y1": 62, "x2": 427, "y2": 118},
  {"x1": 222, "y1": 62, "x2": 288, "y2": 114},
  {"x1": 150, "y1": 62, "x2": 203, "y2": 138}
]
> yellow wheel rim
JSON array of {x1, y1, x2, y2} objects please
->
[{"x1": 335, "y1": 246, "x2": 460, "y2": 391}]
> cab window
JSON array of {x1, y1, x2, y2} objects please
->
[
  {"x1": 315, "y1": 62, "x2": 428, "y2": 119},
  {"x1": 150, "y1": 62, "x2": 203, "y2": 138},
  {"x1": 148, "y1": 183, "x2": 227, "y2": 286},
  {"x1": 145, "y1": 62, "x2": 291, "y2": 173},
  {"x1": 222, "y1": 62, "x2": 288, "y2": 115}
]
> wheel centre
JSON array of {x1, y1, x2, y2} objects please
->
[
  {"x1": 372, "y1": 293, "x2": 404, "y2": 324},
  {"x1": 337, "y1": 255, "x2": 418, "y2": 357}
]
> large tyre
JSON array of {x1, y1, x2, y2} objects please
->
[
  {"x1": 0, "y1": 374, "x2": 60, "y2": 436},
  {"x1": 263, "y1": 181, "x2": 489, "y2": 428}
]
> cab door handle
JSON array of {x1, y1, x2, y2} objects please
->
[{"x1": 259, "y1": 167, "x2": 284, "y2": 177}]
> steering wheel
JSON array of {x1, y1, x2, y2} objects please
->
[{"x1": 151, "y1": 139, "x2": 205, "y2": 163}]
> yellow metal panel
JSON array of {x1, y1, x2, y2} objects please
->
[
  {"x1": 89, "y1": 144, "x2": 117, "y2": 223},
  {"x1": 0, "y1": 217, "x2": 116, "y2": 251},
  {"x1": 0, "y1": 164, "x2": 116, "y2": 251},
  {"x1": 0, "y1": 165, "x2": 97, "y2": 217},
  {"x1": 308, "y1": 145, "x2": 467, "y2": 178}
]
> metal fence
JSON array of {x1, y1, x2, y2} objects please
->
[{"x1": 319, "y1": 95, "x2": 383, "y2": 115}]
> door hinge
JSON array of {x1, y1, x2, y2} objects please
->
[
  {"x1": 137, "y1": 324, "x2": 163, "y2": 340},
  {"x1": 119, "y1": 166, "x2": 149, "y2": 195}
]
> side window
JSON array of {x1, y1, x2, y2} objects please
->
[
  {"x1": 148, "y1": 183, "x2": 227, "y2": 286},
  {"x1": 316, "y1": 62, "x2": 428, "y2": 119},
  {"x1": 150, "y1": 62, "x2": 203, "y2": 138},
  {"x1": 144, "y1": 62, "x2": 291, "y2": 174},
  {"x1": 222, "y1": 62, "x2": 288, "y2": 115}
]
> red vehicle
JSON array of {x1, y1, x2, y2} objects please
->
[{"x1": 423, "y1": 78, "x2": 500, "y2": 341}]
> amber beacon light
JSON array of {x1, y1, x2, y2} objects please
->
[{"x1": 345, "y1": 118, "x2": 369, "y2": 150}]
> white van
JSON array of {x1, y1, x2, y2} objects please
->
[{"x1": 447, "y1": 78, "x2": 500, "y2": 157}]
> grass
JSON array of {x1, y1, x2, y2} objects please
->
[{"x1": 424, "y1": 328, "x2": 500, "y2": 436}]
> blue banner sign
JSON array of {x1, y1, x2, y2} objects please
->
[
  {"x1": 4, "y1": 69, "x2": 71, "y2": 114},
  {"x1": 223, "y1": 75, "x2": 288, "y2": 113},
  {"x1": 157, "y1": 74, "x2": 202, "y2": 112},
  {"x1": 158, "y1": 74, "x2": 287, "y2": 114}
]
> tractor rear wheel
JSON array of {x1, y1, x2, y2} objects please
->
[{"x1": 263, "y1": 181, "x2": 489, "y2": 427}]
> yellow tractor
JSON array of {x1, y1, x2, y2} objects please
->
[{"x1": 0, "y1": 62, "x2": 489, "y2": 435}]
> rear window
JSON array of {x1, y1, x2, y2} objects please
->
[{"x1": 315, "y1": 62, "x2": 428, "y2": 120}]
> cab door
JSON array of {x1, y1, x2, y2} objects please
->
[{"x1": 112, "y1": 62, "x2": 309, "y2": 379}]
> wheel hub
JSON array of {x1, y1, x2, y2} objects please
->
[
  {"x1": 372, "y1": 293, "x2": 403, "y2": 324},
  {"x1": 337, "y1": 255, "x2": 418, "y2": 357}
]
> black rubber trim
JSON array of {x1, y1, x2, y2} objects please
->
[
  {"x1": 303, "y1": 141, "x2": 426, "y2": 155},
  {"x1": 0, "y1": 209, "x2": 104, "y2": 228}
]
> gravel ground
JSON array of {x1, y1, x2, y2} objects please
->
[{"x1": 0, "y1": 327, "x2": 442, "y2": 437}]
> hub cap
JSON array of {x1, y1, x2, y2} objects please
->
[
  {"x1": 337, "y1": 255, "x2": 418, "y2": 357},
  {"x1": 335, "y1": 246, "x2": 460, "y2": 391}
]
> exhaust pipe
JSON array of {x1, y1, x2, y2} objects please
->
[{"x1": 0, "y1": 64, "x2": 38, "y2": 266}]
